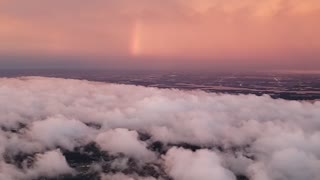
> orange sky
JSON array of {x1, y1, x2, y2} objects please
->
[{"x1": 0, "y1": 0, "x2": 320, "y2": 70}]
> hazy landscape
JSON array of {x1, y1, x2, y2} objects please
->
[{"x1": 1, "y1": 69, "x2": 320, "y2": 100}]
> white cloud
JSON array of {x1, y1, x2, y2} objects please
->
[
  {"x1": 249, "y1": 148, "x2": 320, "y2": 180},
  {"x1": 95, "y1": 128, "x2": 156, "y2": 161},
  {"x1": 163, "y1": 147, "x2": 236, "y2": 180},
  {"x1": 26, "y1": 149, "x2": 74, "y2": 178},
  {"x1": 0, "y1": 77, "x2": 319, "y2": 179},
  {"x1": 0, "y1": 162, "x2": 24, "y2": 180},
  {"x1": 27, "y1": 116, "x2": 95, "y2": 151},
  {"x1": 101, "y1": 173, "x2": 156, "y2": 180}
]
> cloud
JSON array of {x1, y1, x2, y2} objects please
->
[
  {"x1": 163, "y1": 147, "x2": 236, "y2": 180},
  {"x1": 268, "y1": 148, "x2": 320, "y2": 180},
  {"x1": 26, "y1": 149, "x2": 74, "y2": 178},
  {"x1": 101, "y1": 173, "x2": 156, "y2": 180},
  {"x1": 0, "y1": 77, "x2": 320, "y2": 179},
  {"x1": 95, "y1": 128, "x2": 156, "y2": 161},
  {"x1": 0, "y1": 149, "x2": 74, "y2": 180},
  {"x1": 248, "y1": 148, "x2": 320, "y2": 180},
  {"x1": 27, "y1": 116, "x2": 94, "y2": 151},
  {"x1": 0, "y1": 162, "x2": 24, "y2": 180}
]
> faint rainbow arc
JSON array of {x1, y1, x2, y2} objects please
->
[{"x1": 131, "y1": 20, "x2": 143, "y2": 56}]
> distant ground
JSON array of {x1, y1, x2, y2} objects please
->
[{"x1": 1, "y1": 69, "x2": 319, "y2": 100}]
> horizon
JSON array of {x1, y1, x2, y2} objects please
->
[{"x1": 1, "y1": 0, "x2": 320, "y2": 71}]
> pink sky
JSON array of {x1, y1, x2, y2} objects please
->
[{"x1": 0, "y1": 0, "x2": 320, "y2": 70}]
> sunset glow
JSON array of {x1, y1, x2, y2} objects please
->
[{"x1": 0, "y1": 0, "x2": 319, "y2": 70}]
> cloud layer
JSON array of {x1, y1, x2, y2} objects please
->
[{"x1": 0, "y1": 77, "x2": 320, "y2": 179}]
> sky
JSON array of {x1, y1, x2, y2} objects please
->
[{"x1": 0, "y1": 0, "x2": 320, "y2": 71}]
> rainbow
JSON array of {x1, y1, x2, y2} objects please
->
[{"x1": 131, "y1": 20, "x2": 143, "y2": 56}]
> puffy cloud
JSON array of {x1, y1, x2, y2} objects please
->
[
  {"x1": 249, "y1": 148, "x2": 320, "y2": 180},
  {"x1": 27, "y1": 116, "x2": 95, "y2": 151},
  {"x1": 101, "y1": 173, "x2": 156, "y2": 180},
  {"x1": 26, "y1": 149, "x2": 74, "y2": 178},
  {"x1": 163, "y1": 147, "x2": 236, "y2": 180},
  {"x1": 269, "y1": 149, "x2": 320, "y2": 180},
  {"x1": 0, "y1": 77, "x2": 319, "y2": 179},
  {"x1": 0, "y1": 149, "x2": 74, "y2": 180},
  {"x1": 95, "y1": 128, "x2": 156, "y2": 161},
  {"x1": 0, "y1": 162, "x2": 24, "y2": 180}
]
